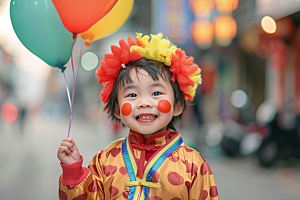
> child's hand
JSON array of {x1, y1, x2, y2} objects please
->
[{"x1": 57, "y1": 138, "x2": 81, "y2": 165}]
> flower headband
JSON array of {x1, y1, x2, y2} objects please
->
[{"x1": 96, "y1": 33, "x2": 202, "y2": 104}]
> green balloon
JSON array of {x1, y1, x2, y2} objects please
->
[{"x1": 10, "y1": 0, "x2": 73, "y2": 69}]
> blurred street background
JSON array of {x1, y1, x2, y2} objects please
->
[{"x1": 1, "y1": 0, "x2": 300, "y2": 199}]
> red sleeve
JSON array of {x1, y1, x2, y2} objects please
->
[{"x1": 59, "y1": 155, "x2": 90, "y2": 185}]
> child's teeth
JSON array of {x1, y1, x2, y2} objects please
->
[{"x1": 139, "y1": 116, "x2": 155, "y2": 119}]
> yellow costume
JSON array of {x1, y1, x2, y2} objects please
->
[{"x1": 59, "y1": 129, "x2": 219, "y2": 200}]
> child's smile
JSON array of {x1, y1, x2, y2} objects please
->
[
  {"x1": 135, "y1": 113, "x2": 158, "y2": 122},
  {"x1": 116, "y1": 68, "x2": 181, "y2": 137}
]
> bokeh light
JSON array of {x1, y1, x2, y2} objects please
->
[
  {"x1": 215, "y1": 0, "x2": 239, "y2": 13},
  {"x1": 214, "y1": 15, "x2": 237, "y2": 41},
  {"x1": 239, "y1": 132, "x2": 262, "y2": 155},
  {"x1": 205, "y1": 117, "x2": 225, "y2": 147},
  {"x1": 189, "y1": 0, "x2": 215, "y2": 16},
  {"x1": 1, "y1": 103, "x2": 18, "y2": 123},
  {"x1": 3, "y1": 51, "x2": 13, "y2": 65},
  {"x1": 230, "y1": 90, "x2": 248, "y2": 108},
  {"x1": 256, "y1": 101, "x2": 276, "y2": 124},
  {"x1": 261, "y1": 16, "x2": 276, "y2": 34},
  {"x1": 191, "y1": 20, "x2": 214, "y2": 48},
  {"x1": 81, "y1": 52, "x2": 99, "y2": 71}
]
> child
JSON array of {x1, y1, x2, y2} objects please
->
[{"x1": 57, "y1": 33, "x2": 219, "y2": 200}]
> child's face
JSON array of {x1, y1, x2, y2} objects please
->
[{"x1": 115, "y1": 68, "x2": 182, "y2": 137}]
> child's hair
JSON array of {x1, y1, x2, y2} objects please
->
[{"x1": 105, "y1": 57, "x2": 186, "y2": 130}]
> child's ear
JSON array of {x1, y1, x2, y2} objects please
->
[
  {"x1": 115, "y1": 103, "x2": 121, "y2": 119},
  {"x1": 173, "y1": 102, "x2": 184, "y2": 116}
]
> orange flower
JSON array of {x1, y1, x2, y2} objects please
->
[
  {"x1": 96, "y1": 36, "x2": 142, "y2": 103},
  {"x1": 169, "y1": 49, "x2": 200, "y2": 100}
]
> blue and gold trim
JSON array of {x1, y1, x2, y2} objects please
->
[
  {"x1": 122, "y1": 137, "x2": 139, "y2": 200},
  {"x1": 122, "y1": 133, "x2": 183, "y2": 200}
]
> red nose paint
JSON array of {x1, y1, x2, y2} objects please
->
[
  {"x1": 157, "y1": 99, "x2": 171, "y2": 113},
  {"x1": 121, "y1": 103, "x2": 132, "y2": 116}
]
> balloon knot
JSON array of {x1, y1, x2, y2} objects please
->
[
  {"x1": 85, "y1": 38, "x2": 91, "y2": 47},
  {"x1": 73, "y1": 34, "x2": 78, "y2": 40},
  {"x1": 59, "y1": 66, "x2": 67, "y2": 73}
]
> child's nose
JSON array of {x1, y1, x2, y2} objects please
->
[{"x1": 137, "y1": 100, "x2": 153, "y2": 109}]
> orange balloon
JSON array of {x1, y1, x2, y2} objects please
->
[
  {"x1": 79, "y1": 0, "x2": 134, "y2": 47},
  {"x1": 51, "y1": 0, "x2": 118, "y2": 34}
]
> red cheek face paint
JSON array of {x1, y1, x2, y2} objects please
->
[
  {"x1": 157, "y1": 99, "x2": 171, "y2": 113},
  {"x1": 121, "y1": 103, "x2": 132, "y2": 116}
]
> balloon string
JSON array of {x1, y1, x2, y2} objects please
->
[
  {"x1": 63, "y1": 72, "x2": 71, "y2": 109},
  {"x1": 70, "y1": 34, "x2": 78, "y2": 79},
  {"x1": 67, "y1": 42, "x2": 83, "y2": 138}
]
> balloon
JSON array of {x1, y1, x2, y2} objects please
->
[
  {"x1": 79, "y1": 0, "x2": 134, "y2": 47},
  {"x1": 51, "y1": 0, "x2": 118, "y2": 35},
  {"x1": 10, "y1": 0, "x2": 73, "y2": 69}
]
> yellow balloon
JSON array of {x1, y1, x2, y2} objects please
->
[{"x1": 79, "y1": 0, "x2": 134, "y2": 47}]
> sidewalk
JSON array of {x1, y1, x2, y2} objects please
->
[{"x1": 0, "y1": 116, "x2": 299, "y2": 200}]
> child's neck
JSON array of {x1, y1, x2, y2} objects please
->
[{"x1": 139, "y1": 127, "x2": 168, "y2": 139}]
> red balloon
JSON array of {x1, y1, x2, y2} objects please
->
[{"x1": 51, "y1": 0, "x2": 118, "y2": 34}]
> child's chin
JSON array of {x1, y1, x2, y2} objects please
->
[
  {"x1": 137, "y1": 130, "x2": 156, "y2": 135},
  {"x1": 132, "y1": 128, "x2": 160, "y2": 135}
]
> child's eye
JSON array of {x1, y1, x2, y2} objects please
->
[
  {"x1": 152, "y1": 91, "x2": 161, "y2": 96},
  {"x1": 128, "y1": 93, "x2": 137, "y2": 97}
]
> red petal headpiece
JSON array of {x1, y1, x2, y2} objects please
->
[
  {"x1": 96, "y1": 33, "x2": 202, "y2": 104},
  {"x1": 96, "y1": 36, "x2": 143, "y2": 103}
]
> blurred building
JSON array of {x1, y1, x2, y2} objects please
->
[
  {"x1": 150, "y1": 0, "x2": 300, "y2": 125},
  {"x1": 238, "y1": 0, "x2": 300, "y2": 119}
]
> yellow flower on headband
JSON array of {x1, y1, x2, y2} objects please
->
[
  {"x1": 186, "y1": 73, "x2": 202, "y2": 97},
  {"x1": 97, "y1": 33, "x2": 202, "y2": 103},
  {"x1": 130, "y1": 33, "x2": 177, "y2": 66},
  {"x1": 130, "y1": 33, "x2": 202, "y2": 101}
]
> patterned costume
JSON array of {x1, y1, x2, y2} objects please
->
[{"x1": 59, "y1": 129, "x2": 219, "y2": 200}]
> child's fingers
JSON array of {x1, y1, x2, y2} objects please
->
[
  {"x1": 68, "y1": 138, "x2": 75, "y2": 145},
  {"x1": 68, "y1": 138, "x2": 79, "y2": 150},
  {"x1": 58, "y1": 145, "x2": 71, "y2": 154},
  {"x1": 60, "y1": 141, "x2": 74, "y2": 151},
  {"x1": 62, "y1": 138, "x2": 71, "y2": 142}
]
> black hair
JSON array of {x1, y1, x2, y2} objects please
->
[{"x1": 104, "y1": 57, "x2": 186, "y2": 130}]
